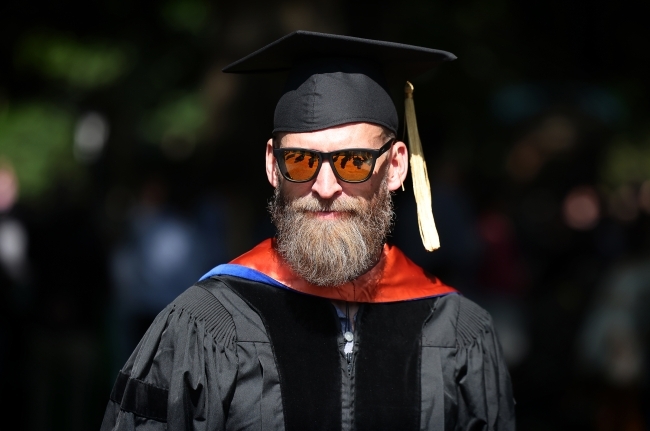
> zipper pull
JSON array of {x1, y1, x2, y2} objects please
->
[{"x1": 344, "y1": 331, "x2": 354, "y2": 374}]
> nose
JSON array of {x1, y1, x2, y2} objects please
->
[{"x1": 311, "y1": 160, "x2": 342, "y2": 199}]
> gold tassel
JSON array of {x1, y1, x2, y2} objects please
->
[{"x1": 404, "y1": 81, "x2": 440, "y2": 251}]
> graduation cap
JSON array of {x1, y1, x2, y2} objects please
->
[{"x1": 223, "y1": 31, "x2": 456, "y2": 251}]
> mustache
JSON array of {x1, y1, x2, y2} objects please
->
[{"x1": 288, "y1": 195, "x2": 363, "y2": 214}]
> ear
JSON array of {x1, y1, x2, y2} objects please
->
[
  {"x1": 266, "y1": 138, "x2": 279, "y2": 187},
  {"x1": 385, "y1": 140, "x2": 409, "y2": 192}
]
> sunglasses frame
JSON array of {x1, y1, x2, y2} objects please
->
[{"x1": 273, "y1": 138, "x2": 395, "y2": 184}]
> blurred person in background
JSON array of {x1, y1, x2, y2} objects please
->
[
  {"x1": 109, "y1": 174, "x2": 228, "y2": 372},
  {"x1": 101, "y1": 31, "x2": 514, "y2": 430}
]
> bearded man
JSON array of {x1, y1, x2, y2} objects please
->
[{"x1": 101, "y1": 31, "x2": 515, "y2": 431}]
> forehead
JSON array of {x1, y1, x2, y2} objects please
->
[{"x1": 280, "y1": 122, "x2": 386, "y2": 151}]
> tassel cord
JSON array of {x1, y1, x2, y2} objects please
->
[{"x1": 404, "y1": 81, "x2": 440, "y2": 251}]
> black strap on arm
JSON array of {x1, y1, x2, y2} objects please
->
[{"x1": 110, "y1": 371, "x2": 169, "y2": 422}]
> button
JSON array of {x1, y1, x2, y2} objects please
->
[{"x1": 344, "y1": 331, "x2": 354, "y2": 342}]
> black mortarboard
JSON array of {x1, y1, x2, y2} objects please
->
[
  {"x1": 223, "y1": 31, "x2": 456, "y2": 251},
  {"x1": 222, "y1": 30, "x2": 455, "y2": 134}
]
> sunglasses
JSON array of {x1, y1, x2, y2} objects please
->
[{"x1": 273, "y1": 138, "x2": 395, "y2": 183}]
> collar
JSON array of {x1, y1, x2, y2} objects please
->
[{"x1": 224, "y1": 238, "x2": 456, "y2": 303}]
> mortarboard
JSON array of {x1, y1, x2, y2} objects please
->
[{"x1": 223, "y1": 31, "x2": 456, "y2": 251}]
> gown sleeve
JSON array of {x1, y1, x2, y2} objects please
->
[
  {"x1": 100, "y1": 285, "x2": 239, "y2": 431},
  {"x1": 454, "y1": 298, "x2": 516, "y2": 431}
]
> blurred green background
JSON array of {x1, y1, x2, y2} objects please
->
[{"x1": 1, "y1": 0, "x2": 649, "y2": 430}]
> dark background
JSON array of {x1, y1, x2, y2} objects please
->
[{"x1": 1, "y1": 0, "x2": 649, "y2": 429}]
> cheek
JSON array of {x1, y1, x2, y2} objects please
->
[
  {"x1": 280, "y1": 180, "x2": 312, "y2": 199},
  {"x1": 340, "y1": 177, "x2": 380, "y2": 200},
  {"x1": 366, "y1": 169, "x2": 387, "y2": 193}
]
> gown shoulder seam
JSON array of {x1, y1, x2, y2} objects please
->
[
  {"x1": 170, "y1": 283, "x2": 237, "y2": 350},
  {"x1": 455, "y1": 296, "x2": 493, "y2": 348}
]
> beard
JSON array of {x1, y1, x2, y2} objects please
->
[{"x1": 269, "y1": 176, "x2": 394, "y2": 287}]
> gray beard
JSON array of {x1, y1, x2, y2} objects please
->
[{"x1": 269, "y1": 177, "x2": 394, "y2": 287}]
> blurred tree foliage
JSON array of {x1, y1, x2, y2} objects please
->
[
  {"x1": 139, "y1": 91, "x2": 207, "y2": 145},
  {"x1": 161, "y1": 0, "x2": 212, "y2": 34},
  {"x1": 0, "y1": 0, "x2": 220, "y2": 202},
  {"x1": 0, "y1": 102, "x2": 79, "y2": 198},
  {"x1": 16, "y1": 32, "x2": 131, "y2": 90}
]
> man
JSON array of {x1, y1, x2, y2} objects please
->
[{"x1": 101, "y1": 31, "x2": 515, "y2": 430}]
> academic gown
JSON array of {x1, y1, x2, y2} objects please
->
[{"x1": 101, "y1": 240, "x2": 515, "y2": 431}]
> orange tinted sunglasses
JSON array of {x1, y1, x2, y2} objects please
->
[{"x1": 274, "y1": 139, "x2": 394, "y2": 183}]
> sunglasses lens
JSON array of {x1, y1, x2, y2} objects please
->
[
  {"x1": 280, "y1": 150, "x2": 319, "y2": 181},
  {"x1": 332, "y1": 151, "x2": 374, "y2": 182}
]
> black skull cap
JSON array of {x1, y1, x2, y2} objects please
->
[{"x1": 223, "y1": 30, "x2": 456, "y2": 134}]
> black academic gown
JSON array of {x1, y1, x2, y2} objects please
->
[{"x1": 101, "y1": 275, "x2": 515, "y2": 430}]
